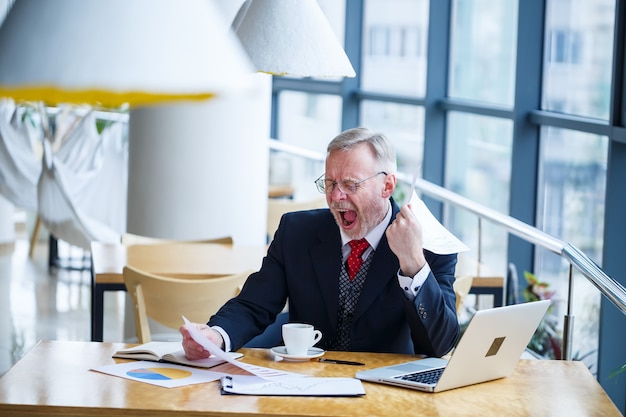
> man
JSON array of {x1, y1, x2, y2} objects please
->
[{"x1": 180, "y1": 127, "x2": 459, "y2": 358}]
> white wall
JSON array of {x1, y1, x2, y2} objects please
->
[{"x1": 126, "y1": 73, "x2": 271, "y2": 246}]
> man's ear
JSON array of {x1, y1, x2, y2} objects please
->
[{"x1": 381, "y1": 173, "x2": 396, "y2": 198}]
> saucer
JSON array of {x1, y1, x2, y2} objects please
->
[{"x1": 270, "y1": 346, "x2": 326, "y2": 361}]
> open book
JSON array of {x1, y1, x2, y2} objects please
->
[{"x1": 113, "y1": 341, "x2": 243, "y2": 369}]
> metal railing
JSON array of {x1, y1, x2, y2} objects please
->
[
  {"x1": 268, "y1": 138, "x2": 626, "y2": 359},
  {"x1": 400, "y1": 175, "x2": 626, "y2": 314}
]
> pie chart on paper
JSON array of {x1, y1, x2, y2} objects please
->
[{"x1": 127, "y1": 367, "x2": 193, "y2": 380}]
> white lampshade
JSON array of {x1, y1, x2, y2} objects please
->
[
  {"x1": 233, "y1": 0, "x2": 356, "y2": 77},
  {"x1": 0, "y1": 0, "x2": 254, "y2": 107}
]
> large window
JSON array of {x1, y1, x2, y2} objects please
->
[
  {"x1": 360, "y1": 101, "x2": 425, "y2": 204},
  {"x1": 535, "y1": 127, "x2": 607, "y2": 370},
  {"x1": 271, "y1": 0, "x2": 626, "y2": 409},
  {"x1": 275, "y1": 91, "x2": 341, "y2": 199},
  {"x1": 277, "y1": 92, "x2": 342, "y2": 154},
  {"x1": 449, "y1": 0, "x2": 518, "y2": 107},
  {"x1": 542, "y1": 0, "x2": 615, "y2": 119},
  {"x1": 445, "y1": 112, "x2": 513, "y2": 273},
  {"x1": 360, "y1": 102, "x2": 424, "y2": 173},
  {"x1": 534, "y1": 0, "x2": 615, "y2": 372},
  {"x1": 361, "y1": 0, "x2": 429, "y2": 96}
]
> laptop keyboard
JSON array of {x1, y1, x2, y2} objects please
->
[{"x1": 395, "y1": 367, "x2": 444, "y2": 384}]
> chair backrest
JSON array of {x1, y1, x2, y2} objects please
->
[
  {"x1": 122, "y1": 265, "x2": 253, "y2": 344},
  {"x1": 121, "y1": 232, "x2": 233, "y2": 246},
  {"x1": 453, "y1": 274, "x2": 474, "y2": 318},
  {"x1": 266, "y1": 197, "x2": 326, "y2": 241},
  {"x1": 454, "y1": 253, "x2": 505, "y2": 316}
]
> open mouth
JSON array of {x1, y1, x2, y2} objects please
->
[{"x1": 339, "y1": 209, "x2": 357, "y2": 227}]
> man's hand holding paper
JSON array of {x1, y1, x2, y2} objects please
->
[
  {"x1": 406, "y1": 190, "x2": 469, "y2": 255},
  {"x1": 180, "y1": 321, "x2": 225, "y2": 360},
  {"x1": 386, "y1": 204, "x2": 427, "y2": 277},
  {"x1": 386, "y1": 189, "x2": 468, "y2": 277},
  {"x1": 182, "y1": 316, "x2": 303, "y2": 381}
]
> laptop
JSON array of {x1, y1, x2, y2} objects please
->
[{"x1": 356, "y1": 300, "x2": 550, "y2": 393}]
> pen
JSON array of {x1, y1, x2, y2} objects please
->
[{"x1": 317, "y1": 358, "x2": 365, "y2": 366}]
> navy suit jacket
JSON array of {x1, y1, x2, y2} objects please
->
[{"x1": 208, "y1": 198, "x2": 460, "y2": 356}]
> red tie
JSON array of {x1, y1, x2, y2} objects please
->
[{"x1": 347, "y1": 238, "x2": 369, "y2": 281}]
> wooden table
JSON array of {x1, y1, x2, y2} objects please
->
[
  {"x1": 268, "y1": 184, "x2": 295, "y2": 199},
  {"x1": 90, "y1": 242, "x2": 267, "y2": 342},
  {"x1": 468, "y1": 276, "x2": 505, "y2": 306},
  {"x1": 0, "y1": 340, "x2": 621, "y2": 417}
]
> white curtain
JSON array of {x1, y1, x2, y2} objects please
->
[
  {"x1": 0, "y1": 100, "x2": 128, "y2": 250},
  {"x1": 0, "y1": 99, "x2": 41, "y2": 211}
]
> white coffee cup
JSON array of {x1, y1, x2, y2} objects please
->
[{"x1": 282, "y1": 323, "x2": 323, "y2": 356}]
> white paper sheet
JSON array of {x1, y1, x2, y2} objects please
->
[
  {"x1": 408, "y1": 190, "x2": 469, "y2": 255},
  {"x1": 220, "y1": 374, "x2": 365, "y2": 396},
  {"x1": 92, "y1": 360, "x2": 224, "y2": 388},
  {"x1": 183, "y1": 316, "x2": 304, "y2": 380}
]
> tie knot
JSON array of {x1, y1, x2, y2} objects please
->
[{"x1": 349, "y1": 238, "x2": 369, "y2": 256}]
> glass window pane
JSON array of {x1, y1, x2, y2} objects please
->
[
  {"x1": 360, "y1": 101, "x2": 424, "y2": 204},
  {"x1": 542, "y1": 0, "x2": 615, "y2": 119},
  {"x1": 361, "y1": 0, "x2": 429, "y2": 96},
  {"x1": 535, "y1": 127, "x2": 607, "y2": 367},
  {"x1": 449, "y1": 0, "x2": 518, "y2": 107},
  {"x1": 269, "y1": 149, "x2": 325, "y2": 201},
  {"x1": 445, "y1": 112, "x2": 513, "y2": 273},
  {"x1": 0, "y1": 1, "x2": 13, "y2": 24},
  {"x1": 275, "y1": 91, "x2": 342, "y2": 199},
  {"x1": 277, "y1": 91, "x2": 342, "y2": 153}
]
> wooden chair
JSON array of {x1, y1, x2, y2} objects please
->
[
  {"x1": 119, "y1": 234, "x2": 234, "y2": 341},
  {"x1": 123, "y1": 265, "x2": 253, "y2": 344},
  {"x1": 121, "y1": 232, "x2": 233, "y2": 246},
  {"x1": 455, "y1": 253, "x2": 505, "y2": 308},
  {"x1": 453, "y1": 274, "x2": 474, "y2": 318},
  {"x1": 266, "y1": 197, "x2": 326, "y2": 242}
]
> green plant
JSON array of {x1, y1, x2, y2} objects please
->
[
  {"x1": 610, "y1": 364, "x2": 626, "y2": 378},
  {"x1": 523, "y1": 271, "x2": 562, "y2": 359},
  {"x1": 523, "y1": 271, "x2": 602, "y2": 368}
]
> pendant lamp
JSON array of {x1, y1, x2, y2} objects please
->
[
  {"x1": 0, "y1": 0, "x2": 253, "y2": 108},
  {"x1": 233, "y1": 0, "x2": 355, "y2": 77}
]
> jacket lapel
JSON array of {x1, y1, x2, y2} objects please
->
[
  {"x1": 310, "y1": 220, "x2": 343, "y2": 329},
  {"x1": 353, "y1": 200, "x2": 401, "y2": 321}
]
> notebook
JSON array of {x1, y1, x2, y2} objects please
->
[{"x1": 356, "y1": 300, "x2": 550, "y2": 393}]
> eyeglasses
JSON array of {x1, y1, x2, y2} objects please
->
[{"x1": 314, "y1": 172, "x2": 387, "y2": 195}]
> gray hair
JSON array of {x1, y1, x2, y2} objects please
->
[{"x1": 327, "y1": 127, "x2": 397, "y2": 173}]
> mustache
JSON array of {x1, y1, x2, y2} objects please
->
[{"x1": 330, "y1": 202, "x2": 355, "y2": 211}]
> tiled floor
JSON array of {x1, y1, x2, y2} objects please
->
[{"x1": 0, "y1": 231, "x2": 126, "y2": 376}]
